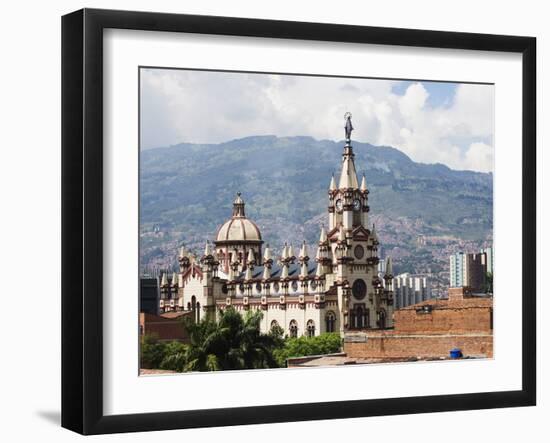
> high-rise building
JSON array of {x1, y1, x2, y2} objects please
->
[
  {"x1": 480, "y1": 247, "x2": 494, "y2": 275},
  {"x1": 393, "y1": 273, "x2": 433, "y2": 309},
  {"x1": 449, "y1": 250, "x2": 491, "y2": 292}
]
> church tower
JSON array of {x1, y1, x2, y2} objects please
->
[{"x1": 327, "y1": 113, "x2": 393, "y2": 332}]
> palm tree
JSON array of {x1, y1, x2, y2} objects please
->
[{"x1": 181, "y1": 307, "x2": 279, "y2": 371}]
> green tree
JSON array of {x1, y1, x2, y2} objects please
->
[
  {"x1": 181, "y1": 307, "x2": 280, "y2": 372},
  {"x1": 159, "y1": 341, "x2": 188, "y2": 371},
  {"x1": 483, "y1": 272, "x2": 493, "y2": 294},
  {"x1": 140, "y1": 334, "x2": 167, "y2": 369},
  {"x1": 273, "y1": 333, "x2": 342, "y2": 367}
]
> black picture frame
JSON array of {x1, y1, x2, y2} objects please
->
[{"x1": 61, "y1": 8, "x2": 536, "y2": 435}]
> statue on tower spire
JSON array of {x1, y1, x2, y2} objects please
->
[{"x1": 344, "y1": 112, "x2": 353, "y2": 142}]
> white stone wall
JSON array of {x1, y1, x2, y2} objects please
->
[{"x1": 224, "y1": 301, "x2": 340, "y2": 337}]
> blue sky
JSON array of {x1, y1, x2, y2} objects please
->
[
  {"x1": 140, "y1": 69, "x2": 494, "y2": 172},
  {"x1": 391, "y1": 81, "x2": 458, "y2": 108}
]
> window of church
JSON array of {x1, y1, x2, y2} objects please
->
[
  {"x1": 310, "y1": 280, "x2": 317, "y2": 291},
  {"x1": 221, "y1": 283, "x2": 228, "y2": 294},
  {"x1": 354, "y1": 245, "x2": 365, "y2": 260},
  {"x1": 325, "y1": 311, "x2": 336, "y2": 332},
  {"x1": 352, "y1": 278, "x2": 367, "y2": 300},
  {"x1": 273, "y1": 282, "x2": 280, "y2": 293},
  {"x1": 306, "y1": 320, "x2": 315, "y2": 337},
  {"x1": 291, "y1": 280, "x2": 298, "y2": 292},
  {"x1": 255, "y1": 282, "x2": 262, "y2": 293},
  {"x1": 239, "y1": 283, "x2": 245, "y2": 293},
  {"x1": 289, "y1": 320, "x2": 298, "y2": 338}
]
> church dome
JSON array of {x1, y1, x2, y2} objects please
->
[{"x1": 215, "y1": 193, "x2": 262, "y2": 243}]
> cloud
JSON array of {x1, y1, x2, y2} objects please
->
[
  {"x1": 463, "y1": 142, "x2": 494, "y2": 173},
  {"x1": 140, "y1": 69, "x2": 494, "y2": 173}
]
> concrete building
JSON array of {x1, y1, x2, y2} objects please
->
[
  {"x1": 480, "y1": 246, "x2": 494, "y2": 275},
  {"x1": 449, "y1": 249, "x2": 491, "y2": 292},
  {"x1": 159, "y1": 115, "x2": 395, "y2": 337},
  {"x1": 140, "y1": 277, "x2": 160, "y2": 315},
  {"x1": 393, "y1": 273, "x2": 433, "y2": 309}
]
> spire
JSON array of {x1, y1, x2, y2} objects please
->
[
  {"x1": 171, "y1": 272, "x2": 178, "y2": 287},
  {"x1": 299, "y1": 241, "x2": 308, "y2": 261},
  {"x1": 300, "y1": 261, "x2": 309, "y2": 278},
  {"x1": 204, "y1": 240, "x2": 212, "y2": 257},
  {"x1": 244, "y1": 266, "x2": 253, "y2": 281},
  {"x1": 315, "y1": 261, "x2": 324, "y2": 278},
  {"x1": 319, "y1": 226, "x2": 327, "y2": 243},
  {"x1": 231, "y1": 248, "x2": 240, "y2": 266},
  {"x1": 339, "y1": 150, "x2": 359, "y2": 189},
  {"x1": 385, "y1": 257, "x2": 393, "y2": 276},
  {"x1": 263, "y1": 264, "x2": 271, "y2": 280},
  {"x1": 338, "y1": 224, "x2": 346, "y2": 243},
  {"x1": 281, "y1": 264, "x2": 289, "y2": 279},
  {"x1": 281, "y1": 242, "x2": 289, "y2": 261},
  {"x1": 179, "y1": 245, "x2": 186, "y2": 258},
  {"x1": 287, "y1": 244, "x2": 295, "y2": 261},
  {"x1": 160, "y1": 272, "x2": 168, "y2": 286},
  {"x1": 339, "y1": 113, "x2": 359, "y2": 189},
  {"x1": 263, "y1": 244, "x2": 272, "y2": 263},
  {"x1": 360, "y1": 174, "x2": 367, "y2": 192},
  {"x1": 329, "y1": 174, "x2": 336, "y2": 191},
  {"x1": 232, "y1": 192, "x2": 246, "y2": 217},
  {"x1": 247, "y1": 248, "x2": 255, "y2": 266},
  {"x1": 315, "y1": 246, "x2": 322, "y2": 261},
  {"x1": 371, "y1": 223, "x2": 378, "y2": 242}
]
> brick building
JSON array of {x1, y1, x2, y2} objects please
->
[
  {"x1": 344, "y1": 287, "x2": 493, "y2": 360},
  {"x1": 139, "y1": 311, "x2": 193, "y2": 342}
]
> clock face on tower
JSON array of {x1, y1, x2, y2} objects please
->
[
  {"x1": 353, "y1": 199, "x2": 361, "y2": 211},
  {"x1": 335, "y1": 199, "x2": 343, "y2": 212}
]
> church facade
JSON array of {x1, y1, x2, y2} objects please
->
[{"x1": 159, "y1": 116, "x2": 394, "y2": 337}]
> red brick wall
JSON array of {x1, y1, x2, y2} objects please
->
[
  {"x1": 140, "y1": 313, "x2": 190, "y2": 342},
  {"x1": 394, "y1": 304, "x2": 492, "y2": 334},
  {"x1": 345, "y1": 333, "x2": 493, "y2": 359},
  {"x1": 344, "y1": 294, "x2": 493, "y2": 360}
]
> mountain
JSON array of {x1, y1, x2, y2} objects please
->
[{"x1": 139, "y1": 136, "x2": 493, "y2": 280}]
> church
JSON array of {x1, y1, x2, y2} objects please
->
[{"x1": 159, "y1": 115, "x2": 395, "y2": 337}]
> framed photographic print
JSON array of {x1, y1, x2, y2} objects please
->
[{"x1": 61, "y1": 8, "x2": 536, "y2": 435}]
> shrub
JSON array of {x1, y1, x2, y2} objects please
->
[
  {"x1": 274, "y1": 333, "x2": 342, "y2": 367},
  {"x1": 140, "y1": 334, "x2": 167, "y2": 369}
]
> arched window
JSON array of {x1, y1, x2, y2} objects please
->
[
  {"x1": 270, "y1": 320, "x2": 280, "y2": 333},
  {"x1": 350, "y1": 304, "x2": 368, "y2": 329},
  {"x1": 196, "y1": 302, "x2": 201, "y2": 323},
  {"x1": 187, "y1": 302, "x2": 191, "y2": 311},
  {"x1": 191, "y1": 296, "x2": 197, "y2": 322},
  {"x1": 289, "y1": 320, "x2": 298, "y2": 338},
  {"x1": 325, "y1": 311, "x2": 336, "y2": 333},
  {"x1": 306, "y1": 320, "x2": 315, "y2": 337}
]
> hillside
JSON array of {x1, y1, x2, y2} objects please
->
[{"x1": 139, "y1": 136, "x2": 493, "y2": 283}]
